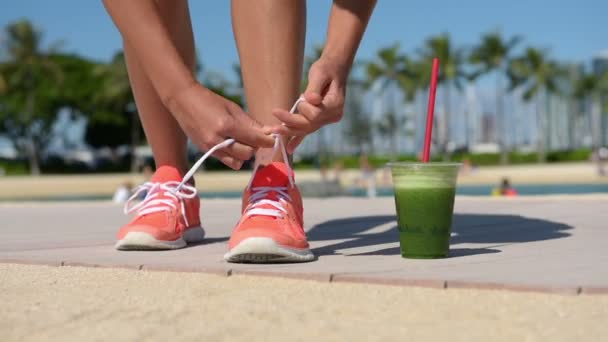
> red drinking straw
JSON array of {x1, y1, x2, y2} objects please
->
[{"x1": 422, "y1": 58, "x2": 440, "y2": 162}]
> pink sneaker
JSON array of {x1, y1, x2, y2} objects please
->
[
  {"x1": 115, "y1": 166, "x2": 204, "y2": 250},
  {"x1": 225, "y1": 162, "x2": 314, "y2": 263}
]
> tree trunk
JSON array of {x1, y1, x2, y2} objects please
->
[
  {"x1": 443, "y1": 84, "x2": 451, "y2": 161},
  {"x1": 130, "y1": 111, "x2": 141, "y2": 173},
  {"x1": 591, "y1": 95, "x2": 602, "y2": 149},
  {"x1": 26, "y1": 139, "x2": 41, "y2": 175},
  {"x1": 464, "y1": 110, "x2": 470, "y2": 151},
  {"x1": 567, "y1": 96, "x2": 577, "y2": 149},
  {"x1": 24, "y1": 84, "x2": 41, "y2": 175},
  {"x1": 546, "y1": 92, "x2": 553, "y2": 154},
  {"x1": 497, "y1": 72, "x2": 509, "y2": 165},
  {"x1": 537, "y1": 91, "x2": 547, "y2": 163},
  {"x1": 390, "y1": 131, "x2": 398, "y2": 161},
  {"x1": 590, "y1": 95, "x2": 603, "y2": 175}
]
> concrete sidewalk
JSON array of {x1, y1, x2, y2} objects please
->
[{"x1": 2, "y1": 196, "x2": 607, "y2": 294}]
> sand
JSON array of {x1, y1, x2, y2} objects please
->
[
  {"x1": 0, "y1": 162, "x2": 605, "y2": 200},
  {"x1": 1, "y1": 264, "x2": 606, "y2": 342}
]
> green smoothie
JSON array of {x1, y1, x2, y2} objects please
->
[
  {"x1": 394, "y1": 186, "x2": 455, "y2": 258},
  {"x1": 388, "y1": 162, "x2": 460, "y2": 259}
]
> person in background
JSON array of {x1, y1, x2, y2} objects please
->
[
  {"x1": 461, "y1": 157, "x2": 479, "y2": 175},
  {"x1": 113, "y1": 181, "x2": 133, "y2": 203},
  {"x1": 359, "y1": 154, "x2": 376, "y2": 197},
  {"x1": 492, "y1": 177, "x2": 518, "y2": 197},
  {"x1": 597, "y1": 147, "x2": 607, "y2": 176},
  {"x1": 332, "y1": 160, "x2": 344, "y2": 184}
]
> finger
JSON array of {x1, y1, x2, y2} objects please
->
[
  {"x1": 303, "y1": 91, "x2": 323, "y2": 106},
  {"x1": 287, "y1": 136, "x2": 306, "y2": 154},
  {"x1": 294, "y1": 102, "x2": 324, "y2": 122},
  {"x1": 226, "y1": 106, "x2": 275, "y2": 148},
  {"x1": 222, "y1": 141, "x2": 256, "y2": 161},
  {"x1": 270, "y1": 124, "x2": 308, "y2": 137},
  {"x1": 211, "y1": 150, "x2": 243, "y2": 170},
  {"x1": 322, "y1": 90, "x2": 343, "y2": 109},
  {"x1": 271, "y1": 109, "x2": 311, "y2": 129}
]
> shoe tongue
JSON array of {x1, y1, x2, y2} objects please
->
[
  {"x1": 151, "y1": 166, "x2": 183, "y2": 183},
  {"x1": 251, "y1": 162, "x2": 292, "y2": 188}
]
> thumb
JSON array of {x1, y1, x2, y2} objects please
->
[{"x1": 304, "y1": 70, "x2": 330, "y2": 106}]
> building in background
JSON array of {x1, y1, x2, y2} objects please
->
[
  {"x1": 593, "y1": 50, "x2": 608, "y2": 75},
  {"x1": 593, "y1": 50, "x2": 608, "y2": 146}
]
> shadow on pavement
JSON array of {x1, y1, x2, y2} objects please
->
[{"x1": 308, "y1": 214, "x2": 573, "y2": 257}]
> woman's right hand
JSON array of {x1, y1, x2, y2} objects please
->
[{"x1": 166, "y1": 82, "x2": 275, "y2": 170}]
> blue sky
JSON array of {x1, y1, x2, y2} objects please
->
[
  {"x1": 1, "y1": 0, "x2": 606, "y2": 80},
  {"x1": 1, "y1": 1, "x2": 606, "y2": 152}
]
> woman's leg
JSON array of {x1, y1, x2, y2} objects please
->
[
  {"x1": 231, "y1": 0, "x2": 306, "y2": 166},
  {"x1": 123, "y1": 0, "x2": 195, "y2": 174}
]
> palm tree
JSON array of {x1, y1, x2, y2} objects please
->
[
  {"x1": 375, "y1": 111, "x2": 406, "y2": 160},
  {"x1": 343, "y1": 85, "x2": 372, "y2": 154},
  {"x1": 420, "y1": 33, "x2": 468, "y2": 160},
  {"x1": 0, "y1": 20, "x2": 63, "y2": 174},
  {"x1": 470, "y1": 31, "x2": 521, "y2": 164},
  {"x1": 508, "y1": 47, "x2": 562, "y2": 162},
  {"x1": 365, "y1": 44, "x2": 419, "y2": 99},
  {"x1": 574, "y1": 70, "x2": 608, "y2": 164},
  {"x1": 365, "y1": 44, "x2": 416, "y2": 158}
]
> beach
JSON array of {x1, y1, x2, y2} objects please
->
[{"x1": 0, "y1": 162, "x2": 605, "y2": 200}]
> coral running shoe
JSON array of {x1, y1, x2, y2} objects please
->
[
  {"x1": 225, "y1": 162, "x2": 314, "y2": 263},
  {"x1": 115, "y1": 166, "x2": 205, "y2": 250}
]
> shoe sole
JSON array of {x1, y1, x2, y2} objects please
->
[
  {"x1": 115, "y1": 226, "x2": 205, "y2": 251},
  {"x1": 224, "y1": 237, "x2": 314, "y2": 263}
]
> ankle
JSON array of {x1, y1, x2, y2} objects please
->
[
  {"x1": 254, "y1": 148, "x2": 291, "y2": 168},
  {"x1": 154, "y1": 162, "x2": 193, "y2": 184}
]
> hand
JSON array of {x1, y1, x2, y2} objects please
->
[
  {"x1": 270, "y1": 57, "x2": 348, "y2": 153},
  {"x1": 166, "y1": 83, "x2": 275, "y2": 169}
]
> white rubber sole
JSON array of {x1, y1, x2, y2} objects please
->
[
  {"x1": 115, "y1": 226, "x2": 205, "y2": 251},
  {"x1": 224, "y1": 237, "x2": 315, "y2": 263}
]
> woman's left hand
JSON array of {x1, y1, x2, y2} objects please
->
[{"x1": 271, "y1": 56, "x2": 348, "y2": 154}]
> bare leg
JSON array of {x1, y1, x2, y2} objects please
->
[
  {"x1": 123, "y1": 0, "x2": 195, "y2": 174},
  {"x1": 231, "y1": 0, "x2": 306, "y2": 166}
]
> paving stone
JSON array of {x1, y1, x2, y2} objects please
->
[{"x1": 1, "y1": 197, "x2": 607, "y2": 292}]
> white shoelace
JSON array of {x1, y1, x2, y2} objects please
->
[
  {"x1": 123, "y1": 139, "x2": 235, "y2": 223},
  {"x1": 124, "y1": 97, "x2": 304, "y2": 222},
  {"x1": 241, "y1": 98, "x2": 304, "y2": 219}
]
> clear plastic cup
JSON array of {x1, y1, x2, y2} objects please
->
[{"x1": 388, "y1": 162, "x2": 461, "y2": 259}]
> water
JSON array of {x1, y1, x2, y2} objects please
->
[
  {"x1": 0, "y1": 191, "x2": 245, "y2": 202},
  {"x1": 350, "y1": 183, "x2": 608, "y2": 197},
  {"x1": 2, "y1": 183, "x2": 607, "y2": 202}
]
